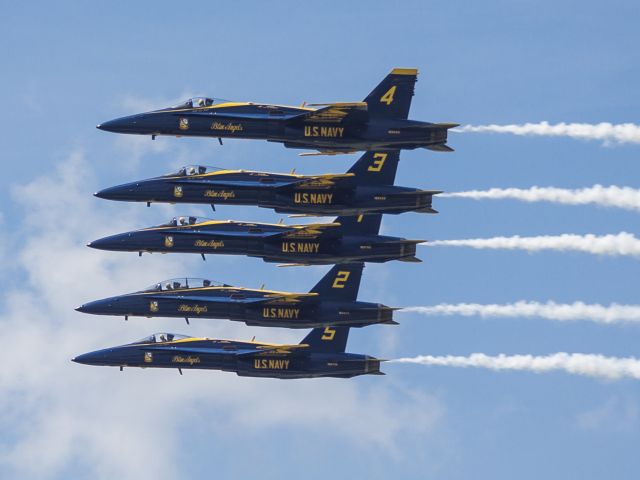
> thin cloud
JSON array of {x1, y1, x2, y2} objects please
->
[{"x1": 0, "y1": 151, "x2": 445, "y2": 478}]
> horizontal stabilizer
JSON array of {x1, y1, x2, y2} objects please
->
[
  {"x1": 415, "y1": 207, "x2": 439, "y2": 214},
  {"x1": 397, "y1": 256, "x2": 422, "y2": 263},
  {"x1": 297, "y1": 151, "x2": 358, "y2": 157},
  {"x1": 378, "y1": 239, "x2": 426, "y2": 245},
  {"x1": 425, "y1": 144, "x2": 455, "y2": 152},
  {"x1": 387, "y1": 189, "x2": 442, "y2": 197}
]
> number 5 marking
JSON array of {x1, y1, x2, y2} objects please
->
[
  {"x1": 332, "y1": 271, "x2": 350, "y2": 289},
  {"x1": 367, "y1": 152, "x2": 388, "y2": 172},
  {"x1": 321, "y1": 326, "x2": 336, "y2": 341},
  {"x1": 380, "y1": 86, "x2": 396, "y2": 105}
]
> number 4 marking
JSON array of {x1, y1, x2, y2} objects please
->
[{"x1": 380, "y1": 86, "x2": 396, "y2": 105}]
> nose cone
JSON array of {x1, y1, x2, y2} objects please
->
[
  {"x1": 97, "y1": 115, "x2": 134, "y2": 133},
  {"x1": 97, "y1": 114, "x2": 153, "y2": 134},
  {"x1": 94, "y1": 179, "x2": 163, "y2": 203},
  {"x1": 87, "y1": 232, "x2": 133, "y2": 252},
  {"x1": 75, "y1": 297, "x2": 120, "y2": 315},
  {"x1": 71, "y1": 351, "x2": 99, "y2": 365},
  {"x1": 72, "y1": 348, "x2": 117, "y2": 366},
  {"x1": 95, "y1": 182, "x2": 138, "y2": 201}
]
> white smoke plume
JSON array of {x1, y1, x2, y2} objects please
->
[
  {"x1": 457, "y1": 122, "x2": 640, "y2": 145},
  {"x1": 402, "y1": 302, "x2": 640, "y2": 325},
  {"x1": 426, "y1": 232, "x2": 640, "y2": 258},
  {"x1": 442, "y1": 185, "x2": 640, "y2": 212},
  {"x1": 391, "y1": 353, "x2": 640, "y2": 381}
]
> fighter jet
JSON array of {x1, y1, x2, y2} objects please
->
[
  {"x1": 97, "y1": 68, "x2": 457, "y2": 154},
  {"x1": 75, "y1": 263, "x2": 398, "y2": 328},
  {"x1": 95, "y1": 150, "x2": 441, "y2": 216},
  {"x1": 72, "y1": 326, "x2": 383, "y2": 379},
  {"x1": 87, "y1": 213, "x2": 424, "y2": 265}
]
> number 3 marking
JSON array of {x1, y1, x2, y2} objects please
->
[{"x1": 368, "y1": 152, "x2": 388, "y2": 172}]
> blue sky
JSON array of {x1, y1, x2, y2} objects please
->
[{"x1": 1, "y1": 1, "x2": 639, "y2": 479}]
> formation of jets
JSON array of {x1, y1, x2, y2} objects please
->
[{"x1": 74, "y1": 68, "x2": 456, "y2": 379}]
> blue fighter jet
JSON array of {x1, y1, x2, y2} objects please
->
[
  {"x1": 75, "y1": 263, "x2": 398, "y2": 328},
  {"x1": 72, "y1": 326, "x2": 384, "y2": 379},
  {"x1": 94, "y1": 150, "x2": 441, "y2": 216},
  {"x1": 87, "y1": 213, "x2": 424, "y2": 265},
  {"x1": 97, "y1": 68, "x2": 458, "y2": 154}
]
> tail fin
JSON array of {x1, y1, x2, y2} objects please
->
[
  {"x1": 333, "y1": 214, "x2": 382, "y2": 235},
  {"x1": 363, "y1": 68, "x2": 418, "y2": 120},
  {"x1": 300, "y1": 326, "x2": 349, "y2": 353},
  {"x1": 309, "y1": 263, "x2": 364, "y2": 301},
  {"x1": 346, "y1": 150, "x2": 400, "y2": 186}
]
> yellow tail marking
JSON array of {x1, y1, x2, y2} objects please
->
[
  {"x1": 321, "y1": 326, "x2": 336, "y2": 341},
  {"x1": 380, "y1": 86, "x2": 396, "y2": 105},
  {"x1": 367, "y1": 152, "x2": 388, "y2": 172},
  {"x1": 332, "y1": 271, "x2": 350, "y2": 289}
]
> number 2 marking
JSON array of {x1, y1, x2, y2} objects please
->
[{"x1": 332, "y1": 271, "x2": 350, "y2": 289}]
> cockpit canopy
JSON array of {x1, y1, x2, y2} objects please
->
[
  {"x1": 141, "y1": 277, "x2": 228, "y2": 292},
  {"x1": 162, "y1": 215, "x2": 213, "y2": 227},
  {"x1": 173, "y1": 165, "x2": 226, "y2": 177},
  {"x1": 133, "y1": 333, "x2": 192, "y2": 344},
  {"x1": 172, "y1": 97, "x2": 215, "y2": 109}
]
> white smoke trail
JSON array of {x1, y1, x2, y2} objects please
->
[
  {"x1": 442, "y1": 185, "x2": 640, "y2": 212},
  {"x1": 426, "y1": 232, "x2": 640, "y2": 258},
  {"x1": 457, "y1": 122, "x2": 640, "y2": 145},
  {"x1": 391, "y1": 353, "x2": 640, "y2": 381},
  {"x1": 402, "y1": 302, "x2": 640, "y2": 325}
]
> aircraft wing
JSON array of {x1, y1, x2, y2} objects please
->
[
  {"x1": 278, "y1": 222, "x2": 342, "y2": 239},
  {"x1": 283, "y1": 173, "x2": 356, "y2": 189},
  {"x1": 240, "y1": 344, "x2": 310, "y2": 355},
  {"x1": 261, "y1": 292, "x2": 320, "y2": 303},
  {"x1": 287, "y1": 102, "x2": 369, "y2": 124}
]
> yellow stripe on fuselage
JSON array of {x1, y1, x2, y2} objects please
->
[
  {"x1": 130, "y1": 285, "x2": 318, "y2": 297},
  {"x1": 153, "y1": 101, "x2": 315, "y2": 114}
]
